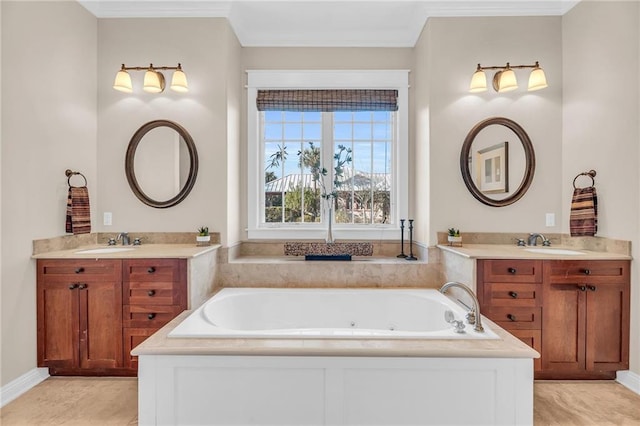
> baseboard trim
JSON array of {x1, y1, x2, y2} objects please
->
[
  {"x1": 1, "y1": 367, "x2": 49, "y2": 407},
  {"x1": 617, "y1": 370, "x2": 640, "y2": 395}
]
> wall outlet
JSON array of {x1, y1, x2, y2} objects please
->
[
  {"x1": 545, "y1": 213, "x2": 555, "y2": 227},
  {"x1": 103, "y1": 212, "x2": 113, "y2": 226}
]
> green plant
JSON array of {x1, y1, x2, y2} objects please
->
[
  {"x1": 448, "y1": 228, "x2": 460, "y2": 237},
  {"x1": 197, "y1": 226, "x2": 209, "y2": 236}
]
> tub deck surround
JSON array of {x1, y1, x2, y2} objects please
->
[{"x1": 284, "y1": 241, "x2": 374, "y2": 256}]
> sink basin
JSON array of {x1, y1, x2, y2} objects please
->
[
  {"x1": 524, "y1": 248, "x2": 585, "y2": 255},
  {"x1": 74, "y1": 247, "x2": 136, "y2": 254}
]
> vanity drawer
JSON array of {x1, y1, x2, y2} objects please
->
[
  {"x1": 484, "y1": 307, "x2": 541, "y2": 329},
  {"x1": 546, "y1": 260, "x2": 629, "y2": 284},
  {"x1": 123, "y1": 259, "x2": 185, "y2": 283},
  {"x1": 38, "y1": 259, "x2": 119, "y2": 278},
  {"x1": 123, "y1": 305, "x2": 184, "y2": 328},
  {"x1": 482, "y1": 283, "x2": 541, "y2": 307},
  {"x1": 126, "y1": 284, "x2": 182, "y2": 305},
  {"x1": 480, "y1": 260, "x2": 542, "y2": 283}
]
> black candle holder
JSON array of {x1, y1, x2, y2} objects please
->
[
  {"x1": 397, "y1": 219, "x2": 407, "y2": 258},
  {"x1": 406, "y1": 219, "x2": 417, "y2": 261}
]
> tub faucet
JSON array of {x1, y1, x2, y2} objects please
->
[
  {"x1": 117, "y1": 232, "x2": 130, "y2": 246},
  {"x1": 527, "y1": 233, "x2": 550, "y2": 246},
  {"x1": 439, "y1": 281, "x2": 484, "y2": 333}
]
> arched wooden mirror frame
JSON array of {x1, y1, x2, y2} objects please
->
[
  {"x1": 125, "y1": 119, "x2": 199, "y2": 209},
  {"x1": 460, "y1": 117, "x2": 535, "y2": 207}
]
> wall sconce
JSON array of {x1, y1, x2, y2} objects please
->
[
  {"x1": 113, "y1": 63, "x2": 188, "y2": 94},
  {"x1": 469, "y1": 61, "x2": 547, "y2": 93}
]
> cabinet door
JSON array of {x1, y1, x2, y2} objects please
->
[
  {"x1": 585, "y1": 282, "x2": 630, "y2": 372},
  {"x1": 78, "y1": 277, "x2": 123, "y2": 369},
  {"x1": 510, "y1": 329, "x2": 542, "y2": 372},
  {"x1": 37, "y1": 279, "x2": 80, "y2": 369},
  {"x1": 541, "y1": 283, "x2": 586, "y2": 372}
]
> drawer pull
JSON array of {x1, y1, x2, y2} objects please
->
[
  {"x1": 78, "y1": 283, "x2": 87, "y2": 290},
  {"x1": 75, "y1": 267, "x2": 84, "y2": 274},
  {"x1": 147, "y1": 267, "x2": 156, "y2": 274},
  {"x1": 148, "y1": 290, "x2": 156, "y2": 297},
  {"x1": 507, "y1": 267, "x2": 517, "y2": 274},
  {"x1": 582, "y1": 268, "x2": 591, "y2": 275},
  {"x1": 588, "y1": 285, "x2": 597, "y2": 292},
  {"x1": 507, "y1": 314, "x2": 517, "y2": 321},
  {"x1": 509, "y1": 291, "x2": 518, "y2": 299},
  {"x1": 148, "y1": 313, "x2": 156, "y2": 320},
  {"x1": 578, "y1": 285, "x2": 587, "y2": 292},
  {"x1": 69, "y1": 283, "x2": 78, "y2": 290}
]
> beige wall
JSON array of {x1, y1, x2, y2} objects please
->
[
  {"x1": 1, "y1": 1, "x2": 97, "y2": 385},
  {"x1": 562, "y1": 0, "x2": 640, "y2": 375},
  {"x1": 416, "y1": 16, "x2": 563, "y2": 244},
  {"x1": 97, "y1": 18, "x2": 240, "y2": 246}
]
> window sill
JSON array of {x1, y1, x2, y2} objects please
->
[{"x1": 247, "y1": 227, "x2": 401, "y2": 241}]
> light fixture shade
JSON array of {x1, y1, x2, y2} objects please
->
[
  {"x1": 495, "y1": 68, "x2": 518, "y2": 92},
  {"x1": 113, "y1": 70, "x2": 133, "y2": 93},
  {"x1": 528, "y1": 66, "x2": 548, "y2": 91},
  {"x1": 143, "y1": 70, "x2": 165, "y2": 93},
  {"x1": 469, "y1": 69, "x2": 487, "y2": 93},
  {"x1": 170, "y1": 69, "x2": 189, "y2": 93}
]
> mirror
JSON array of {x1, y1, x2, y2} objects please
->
[
  {"x1": 125, "y1": 120, "x2": 198, "y2": 208},
  {"x1": 460, "y1": 117, "x2": 535, "y2": 207}
]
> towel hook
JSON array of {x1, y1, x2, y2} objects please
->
[
  {"x1": 65, "y1": 169, "x2": 88, "y2": 187},
  {"x1": 573, "y1": 169, "x2": 596, "y2": 189}
]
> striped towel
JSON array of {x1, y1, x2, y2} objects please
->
[
  {"x1": 65, "y1": 186, "x2": 91, "y2": 235},
  {"x1": 570, "y1": 186, "x2": 597, "y2": 236}
]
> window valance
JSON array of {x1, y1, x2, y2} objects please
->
[{"x1": 256, "y1": 89, "x2": 398, "y2": 112}]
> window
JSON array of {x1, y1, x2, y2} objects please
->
[{"x1": 247, "y1": 70, "x2": 408, "y2": 240}]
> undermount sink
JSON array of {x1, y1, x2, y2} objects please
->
[
  {"x1": 524, "y1": 248, "x2": 585, "y2": 255},
  {"x1": 74, "y1": 247, "x2": 136, "y2": 254}
]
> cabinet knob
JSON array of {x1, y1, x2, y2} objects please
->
[
  {"x1": 582, "y1": 268, "x2": 591, "y2": 275},
  {"x1": 69, "y1": 283, "x2": 78, "y2": 290},
  {"x1": 75, "y1": 267, "x2": 84, "y2": 274},
  {"x1": 508, "y1": 267, "x2": 517, "y2": 274},
  {"x1": 507, "y1": 314, "x2": 517, "y2": 321},
  {"x1": 588, "y1": 285, "x2": 597, "y2": 292},
  {"x1": 78, "y1": 283, "x2": 87, "y2": 290},
  {"x1": 148, "y1": 313, "x2": 156, "y2": 320},
  {"x1": 147, "y1": 267, "x2": 156, "y2": 274},
  {"x1": 148, "y1": 290, "x2": 156, "y2": 297},
  {"x1": 578, "y1": 285, "x2": 587, "y2": 292},
  {"x1": 508, "y1": 291, "x2": 518, "y2": 299}
]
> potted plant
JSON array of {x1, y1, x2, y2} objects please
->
[
  {"x1": 447, "y1": 228, "x2": 462, "y2": 246},
  {"x1": 196, "y1": 226, "x2": 210, "y2": 246}
]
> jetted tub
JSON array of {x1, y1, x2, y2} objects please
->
[
  {"x1": 168, "y1": 288, "x2": 499, "y2": 339},
  {"x1": 137, "y1": 287, "x2": 537, "y2": 425}
]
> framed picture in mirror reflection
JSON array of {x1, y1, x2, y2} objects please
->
[{"x1": 476, "y1": 142, "x2": 509, "y2": 194}]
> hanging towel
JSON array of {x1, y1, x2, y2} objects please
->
[
  {"x1": 66, "y1": 186, "x2": 91, "y2": 235},
  {"x1": 570, "y1": 186, "x2": 598, "y2": 236}
]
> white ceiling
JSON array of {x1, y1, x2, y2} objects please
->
[{"x1": 78, "y1": 0, "x2": 580, "y2": 47}]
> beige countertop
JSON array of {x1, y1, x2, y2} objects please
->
[
  {"x1": 437, "y1": 244, "x2": 631, "y2": 260},
  {"x1": 132, "y1": 310, "x2": 539, "y2": 359},
  {"x1": 32, "y1": 243, "x2": 220, "y2": 259}
]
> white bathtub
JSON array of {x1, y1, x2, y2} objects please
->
[{"x1": 168, "y1": 288, "x2": 499, "y2": 339}]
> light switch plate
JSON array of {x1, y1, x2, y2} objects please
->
[
  {"x1": 103, "y1": 212, "x2": 113, "y2": 226},
  {"x1": 545, "y1": 213, "x2": 555, "y2": 227}
]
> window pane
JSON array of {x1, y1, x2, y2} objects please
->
[
  {"x1": 284, "y1": 111, "x2": 302, "y2": 121},
  {"x1": 303, "y1": 123, "x2": 321, "y2": 140},
  {"x1": 334, "y1": 111, "x2": 352, "y2": 121},
  {"x1": 353, "y1": 123, "x2": 371, "y2": 140},
  {"x1": 354, "y1": 111, "x2": 371, "y2": 121},
  {"x1": 264, "y1": 111, "x2": 282, "y2": 122},
  {"x1": 284, "y1": 123, "x2": 302, "y2": 140}
]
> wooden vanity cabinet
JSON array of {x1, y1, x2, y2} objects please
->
[
  {"x1": 37, "y1": 259, "x2": 123, "y2": 375},
  {"x1": 477, "y1": 260, "x2": 543, "y2": 372},
  {"x1": 37, "y1": 258, "x2": 187, "y2": 375},
  {"x1": 540, "y1": 260, "x2": 629, "y2": 379},
  {"x1": 477, "y1": 258, "x2": 630, "y2": 379}
]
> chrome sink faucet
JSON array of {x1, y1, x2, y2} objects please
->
[
  {"x1": 527, "y1": 233, "x2": 551, "y2": 246},
  {"x1": 439, "y1": 281, "x2": 484, "y2": 333},
  {"x1": 117, "y1": 232, "x2": 130, "y2": 246}
]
